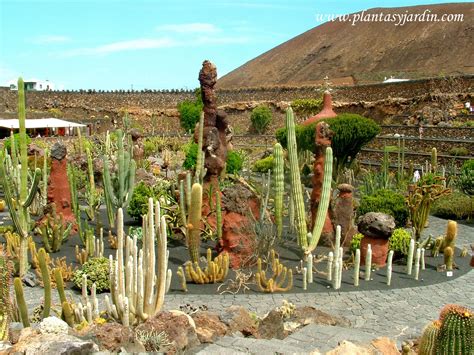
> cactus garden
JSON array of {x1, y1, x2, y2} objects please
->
[{"x1": 1, "y1": 0, "x2": 473, "y2": 349}]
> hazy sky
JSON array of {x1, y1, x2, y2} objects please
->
[{"x1": 0, "y1": 0, "x2": 470, "y2": 90}]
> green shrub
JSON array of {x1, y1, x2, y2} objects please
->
[
  {"x1": 72, "y1": 257, "x2": 110, "y2": 293},
  {"x1": 253, "y1": 155, "x2": 274, "y2": 173},
  {"x1": 276, "y1": 113, "x2": 380, "y2": 174},
  {"x1": 291, "y1": 98, "x2": 322, "y2": 118},
  {"x1": 143, "y1": 139, "x2": 158, "y2": 157},
  {"x1": 459, "y1": 159, "x2": 474, "y2": 196},
  {"x1": 449, "y1": 147, "x2": 469, "y2": 156},
  {"x1": 465, "y1": 120, "x2": 474, "y2": 127},
  {"x1": 432, "y1": 191, "x2": 474, "y2": 220},
  {"x1": 4, "y1": 133, "x2": 31, "y2": 153},
  {"x1": 350, "y1": 233, "x2": 364, "y2": 253},
  {"x1": 388, "y1": 228, "x2": 411, "y2": 256},
  {"x1": 127, "y1": 179, "x2": 172, "y2": 220},
  {"x1": 250, "y1": 106, "x2": 272, "y2": 134},
  {"x1": 178, "y1": 101, "x2": 202, "y2": 133},
  {"x1": 182, "y1": 142, "x2": 198, "y2": 170},
  {"x1": 357, "y1": 189, "x2": 409, "y2": 227},
  {"x1": 226, "y1": 150, "x2": 244, "y2": 174},
  {"x1": 183, "y1": 141, "x2": 243, "y2": 174}
]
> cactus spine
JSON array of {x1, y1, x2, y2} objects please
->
[
  {"x1": 0, "y1": 252, "x2": 10, "y2": 340},
  {"x1": 188, "y1": 183, "x2": 203, "y2": 263},
  {"x1": 106, "y1": 201, "x2": 171, "y2": 325},
  {"x1": 0, "y1": 78, "x2": 41, "y2": 277},
  {"x1": 13, "y1": 278, "x2": 30, "y2": 327},
  {"x1": 102, "y1": 129, "x2": 136, "y2": 227},
  {"x1": 285, "y1": 107, "x2": 307, "y2": 247},
  {"x1": 273, "y1": 143, "x2": 284, "y2": 238},
  {"x1": 419, "y1": 320, "x2": 441, "y2": 355}
]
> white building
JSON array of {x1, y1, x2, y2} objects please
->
[
  {"x1": 8, "y1": 78, "x2": 56, "y2": 91},
  {"x1": 383, "y1": 76, "x2": 410, "y2": 83}
]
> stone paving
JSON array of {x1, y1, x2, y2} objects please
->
[{"x1": 15, "y1": 216, "x2": 474, "y2": 354}]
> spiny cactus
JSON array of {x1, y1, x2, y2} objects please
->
[
  {"x1": 85, "y1": 147, "x2": 101, "y2": 221},
  {"x1": 0, "y1": 251, "x2": 11, "y2": 341},
  {"x1": 419, "y1": 320, "x2": 441, "y2": 355},
  {"x1": 184, "y1": 249, "x2": 229, "y2": 284},
  {"x1": 187, "y1": 183, "x2": 203, "y2": 263},
  {"x1": 37, "y1": 203, "x2": 72, "y2": 252},
  {"x1": 285, "y1": 107, "x2": 307, "y2": 246},
  {"x1": 0, "y1": 77, "x2": 41, "y2": 276},
  {"x1": 255, "y1": 250, "x2": 293, "y2": 293},
  {"x1": 13, "y1": 278, "x2": 29, "y2": 327},
  {"x1": 444, "y1": 246, "x2": 454, "y2": 271},
  {"x1": 215, "y1": 190, "x2": 222, "y2": 240},
  {"x1": 103, "y1": 129, "x2": 136, "y2": 227},
  {"x1": 37, "y1": 248, "x2": 51, "y2": 318},
  {"x1": 431, "y1": 147, "x2": 438, "y2": 173},
  {"x1": 106, "y1": 201, "x2": 172, "y2": 325},
  {"x1": 436, "y1": 304, "x2": 473, "y2": 355},
  {"x1": 273, "y1": 143, "x2": 284, "y2": 239},
  {"x1": 195, "y1": 112, "x2": 205, "y2": 183}
]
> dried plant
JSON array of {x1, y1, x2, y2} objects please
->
[
  {"x1": 135, "y1": 330, "x2": 172, "y2": 353},
  {"x1": 217, "y1": 270, "x2": 254, "y2": 295}
]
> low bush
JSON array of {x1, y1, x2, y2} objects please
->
[
  {"x1": 127, "y1": 179, "x2": 172, "y2": 220},
  {"x1": 459, "y1": 159, "x2": 474, "y2": 196},
  {"x1": 226, "y1": 150, "x2": 244, "y2": 174},
  {"x1": 291, "y1": 98, "x2": 322, "y2": 118},
  {"x1": 432, "y1": 191, "x2": 474, "y2": 220},
  {"x1": 253, "y1": 155, "x2": 274, "y2": 173},
  {"x1": 250, "y1": 105, "x2": 272, "y2": 134},
  {"x1": 72, "y1": 257, "x2": 110, "y2": 293},
  {"x1": 357, "y1": 189, "x2": 409, "y2": 227},
  {"x1": 388, "y1": 228, "x2": 412, "y2": 257},
  {"x1": 448, "y1": 147, "x2": 469, "y2": 156}
]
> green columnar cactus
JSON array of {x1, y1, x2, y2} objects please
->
[
  {"x1": 188, "y1": 183, "x2": 203, "y2": 263},
  {"x1": 273, "y1": 143, "x2": 284, "y2": 239},
  {"x1": 106, "y1": 201, "x2": 172, "y2": 325},
  {"x1": 38, "y1": 248, "x2": 51, "y2": 318},
  {"x1": 54, "y1": 268, "x2": 67, "y2": 305},
  {"x1": 436, "y1": 305, "x2": 473, "y2": 355},
  {"x1": 444, "y1": 246, "x2": 454, "y2": 271},
  {"x1": 305, "y1": 146, "x2": 333, "y2": 254},
  {"x1": 61, "y1": 301, "x2": 75, "y2": 327},
  {"x1": 13, "y1": 277, "x2": 30, "y2": 327},
  {"x1": 195, "y1": 112, "x2": 204, "y2": 183},
  {"x1": 179, "y1": 179, "x2": 187, "y2": 234},
  {"x1": 216, "y1": 190, "x2": 222, "y2": 240},
  {"x1": 103, "y1": 129, "x2": 136, "y2": 227},
  {"x1": 0, "y1": 78, "x2": 41, "y2": 277},
  {"x1": 419, "y1": 320, "x2": 441, "y2": 355},
  {"x1": 0, "y1": 252, "x2": 10, "y2": 341},
  {"x1": 85, "y1": 147, "x2": 101, "y2": 221},
  {"x1": 285, "y1": 107, "x2": 307, "y2": 247},
  {"x1": 41, "y1": 148, "x2": 49, "y2": 209}
]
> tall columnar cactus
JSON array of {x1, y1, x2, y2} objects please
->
[
  {"x1": 215, "y1": 190, "x2": 222, "y2": 240},
  {"x1": 0, "y1": 78, "x2": 41, "y2": 277},
  {"x1": 103, "y1": 129, "x2": 136, "y2": 227},
  {"x1": 436, "y1": 304, "x2": 473, "y2": 355},
  {"x1": 106, "y1": 201, "x2": 172, "y2": 325},
  {"x1": 305, "y1": 147, "x2": 333, "y2": 254},
  {"x1": 419, "y1": 320, "x2": 441, "y2": 355},
  {"x1": 37, "y1": 248, "x2": 51, "y2": 318},
  {"x1": 13, "y1": 277, "x2": 30, "y2": 327},
  {"x1": 41, "y1": 148, "x2": 49, "y2": 209},
  {"x1": 188, "y1": 183, "x2": 203, "y2": 263},
  {"x1": 85, "y1": 147, "x2": 101, "y2": 221},
  {"x1": 286, "y1": 107, "x2": 307, "y2": 246},
  {"x1": 273, "y1": 143, "x2": 284, "y2": 239},
  {"x1": 195, "y1": 112, "x2": 204, "y2": 183},
  {"x1": 0, "y1": 252, "x2": 10, "y2": 341}
]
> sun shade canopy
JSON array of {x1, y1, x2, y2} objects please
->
[{"x1": 0, "y1": 118, "x2": 86, "y2": 129}]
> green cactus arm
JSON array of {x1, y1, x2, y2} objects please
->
[
  {"x1": 54, "y1": 268, "x2": 67, "y2": 305},
  {"x1": 305, "y1": 146, "x2": 333, "y2": 254},
  {"x1": 103, "y1": 157, "x2": 119, "y2": 207},
  {"x1": 285, "y1": 107, "x2": 308, "y2": 247},
  {"x1": 188, "y1": 183, "x2": 203, "y2": 263},
  {"x1": 22, "y1": 167, "x2": 41, "y2": 208},
  {"x1": 273, "y1": 143, "x2": 284, "y2": 238},
  {"x1": 18, "y1": 78, "x2": 29, "y2": 207},
  {"x1": 123, "y1": 159, "x2": 136, "y2": 208},
  {"x1": 0, "y1": 152, "x2": 23, "y2": 235},
  {"x1": 38, "y1": 248, "x2": 51, "y2": 318},
  {"x1": 216, "y1": 190, "x2": 222, "y2": 240},
  {"x1": 195, "y1": 112, "x2": 204, "y2": 182},
  {"x1": 13, "y1": 278, "x2": 30, "y2": 327}
]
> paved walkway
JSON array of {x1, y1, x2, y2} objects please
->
[{"x1": 17, "y1": 216, "x2": 474, "y2": 354}]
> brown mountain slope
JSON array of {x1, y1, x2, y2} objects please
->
[{"x1": 218, "y1": 3, "x2": 474, "y2": 88}]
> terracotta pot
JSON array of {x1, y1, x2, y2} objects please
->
[{"x1": 360, "y1": 236, "x2": 389, "y2": 267}]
